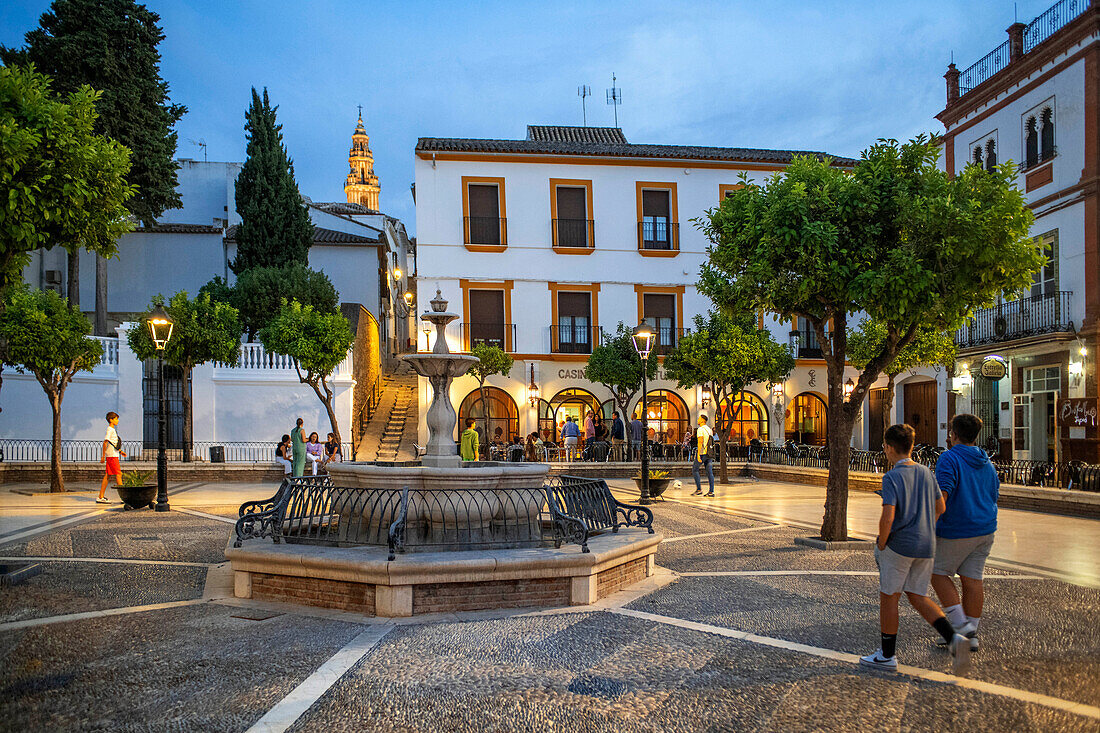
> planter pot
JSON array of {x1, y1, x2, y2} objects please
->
[
  {"x1": 633, "y1": 478, "x2": 671, "y2": 498},
  {"x1": 116, "y1": 485, "x2": 156, "y2": 510}
]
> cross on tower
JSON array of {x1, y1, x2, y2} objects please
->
[{"x1": 357, "y1": 104, "x2": 363, "y2": 119}]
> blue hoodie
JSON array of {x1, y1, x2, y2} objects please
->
[{"x1": 934, "y1": 444, "x2": 999, "y2": 538}]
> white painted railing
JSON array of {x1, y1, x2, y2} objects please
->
[
  {"x1": 217, "y1": 343, "x2": 353, "y2": 377},
  {"x1": 90, "y1": 336, "x2": 119, "y2": 367}
]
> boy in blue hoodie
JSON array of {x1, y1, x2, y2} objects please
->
[{"x1": 931, "y1": 413, "x2": 999, "y2": 651}]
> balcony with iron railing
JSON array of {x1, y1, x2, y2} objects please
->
[
  {"x1": 955, "y1": 0, "x2": 1090, "y2": 100},
  {"x1": 459, "y1": 322, "x2": 516, "y2": 352},
  {"x1": 651, "y1": 327, "x2": 687, "y2": 356},
  {"x1": 955, "y1": 291, "x2": 1074, "y2": 349},
  {"x1": 550, "y1": 324, "x2": 601, "y2": 354},
  {"x1": 463, "y1": 216, "x2": 507, "y2": 247},
  {"x1": 789, "y1": 328, "x2": 824, "y2": 359},
  {"x1": 637, "y1": 221, "x2": 679, "y2": 253},
  {"x1": 552, "y1": 218, "x2": 595, "y2": 250}
]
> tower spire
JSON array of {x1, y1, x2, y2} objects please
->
[{"x1": 344, "y1": 107, "x2": 380, "y2": 209}]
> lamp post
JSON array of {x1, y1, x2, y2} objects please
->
[
  {"x1": 147, "y1": 304, "x2": 175, "y2": 512},
  {"x1": 632, "y1": 323, "x2": 655, "y2": 505},
  {"x1": 527, "y1": 363, "x2": 540, "y2": 408}
]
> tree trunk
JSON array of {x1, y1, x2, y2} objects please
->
[
  {"x1": 49, "y1": 390, "x2": 64, "y2": 492},
  {"x1": 66, "y1": 251, "x2": 79, "y2": 309},
  {"x1": 820, "y1": 382, "x2": 856, "y2": 541},
  {"x1": 480, "y1": 382, "x2": 490, "y2": 459},
  {"x1": 884, "y1": 373, "x2": 896, "y2": 445},
  {"x1": 307, "y1": 375, "x2": 342, "y2": 448},
  {"x1": 717, "y1": 432, "x2": 729, "y2": 484},
  {"x1": 95, "y1": 254, "x2": 108, "y2": 336}
]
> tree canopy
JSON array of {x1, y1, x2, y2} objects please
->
[
  {"x1": 215, "y1": 263, "x2": 338, "y2": 338},
  {"x1": 584, "y1": 323, "x2": 659, "y2": 423},
  {"x1": 128, "y1": 291, "x2": 243, "y2": 368},
  {"x1": 259, "y1": 299, "x2": 353, "y2": 446},
  {"x1": 0, "y1": 285, "x2": 103, "y2": 491},
  {"x1": 0, "y1": 64, "x2": 134, "y2": 289},
  {"x1": 663, "y1": 311, "x2": 794, "y2": 481},
  {"x1": 2, "y1": 0, "x2": 186, "y2": 226},
  {"x1": 699, "y1": 135, "x2": 1042, "y2": 540},
  {"x1": 230, "y1": 88, "x2": 314, "y2": 274}
]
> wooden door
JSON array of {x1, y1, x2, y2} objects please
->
[
  {"x1": 903, "y1": 381, "x2": 938, "y2": 446},
  {"x1": 869, "y1": 388, "x2": 886, "y2": 451}
]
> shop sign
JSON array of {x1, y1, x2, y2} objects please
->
[
  {"x1": 979, "y1": 355, "x2": 1007, "y2": 380},
  {"x1": 1058, "y1": 398, "x2": 1098, "y2": 428}
]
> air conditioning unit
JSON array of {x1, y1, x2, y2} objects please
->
[{"x1": 44, "y1": 269, "x2": 62, "y2": 285}]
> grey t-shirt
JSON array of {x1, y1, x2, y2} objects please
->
[{"x1": 881, "y1": 461, "x2": 940, "y2": 558}]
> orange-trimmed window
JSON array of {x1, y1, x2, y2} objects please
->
[
  {"x1": 635, "y1": 181, "x2": 678, "y2": 256},
  {"x1": 635, "y1": 285, "x2": 685, "y2": 354},
  {"x1": 550, "y1": 179, "x2": 594, "y2": 252},
  {"x1": 460, "y1": 279, "x2": 514, "y2": 351},
  {"x1": 461, "y1": 176, "x2": 507, "y2": 252},
  {"x1": 548, "y1": 282, "x2": 600, "y2": 354},
  {"x1": 719, "y1": 183, "x2": 744, "y2": 200}
]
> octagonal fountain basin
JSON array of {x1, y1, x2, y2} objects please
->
[{"x1": 324, "y1": 461, "x2": 551, "y2": 548}]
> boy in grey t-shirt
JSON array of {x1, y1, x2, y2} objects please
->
[{"x1": 860, "y1": 424, "x2": 971, "y2": 676}]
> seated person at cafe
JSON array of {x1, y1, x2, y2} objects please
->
[{"x1": 275, "y1": 434, "x2": 292, "y2": 474}]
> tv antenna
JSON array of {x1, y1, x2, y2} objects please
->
[
  {"x1": 188, "y1": 138, "x2": 207, "y2": 162},
  {"x1": 606, "y1": 73, "x2": 622, "y2": 127},
  {"x1": 577, "y1": 85, "x2": 591, "y2": 126}
]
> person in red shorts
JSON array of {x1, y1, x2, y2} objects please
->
[{"x1": 97, "y1": 411, "x2": 126, "y2": 503}]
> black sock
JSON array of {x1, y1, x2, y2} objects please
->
[
  {"x1": 881, "y1": 633, "x2": 897, "y2": 658},
  {"x1": 932, "y1": 616, "x2": 955, "y2": 643}
]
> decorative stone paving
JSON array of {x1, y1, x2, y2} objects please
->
[{"x1": 0, "y1": 561, "x2": 208, "y2": 623}]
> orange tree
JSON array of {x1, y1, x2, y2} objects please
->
[
  {"x1": 663, "y1": 311, "x2": 793, "y2": 483},
  {"x1": 698, "y1": 136, "x2": 1041, "y2": 541}
]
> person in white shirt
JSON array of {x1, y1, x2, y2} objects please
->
[
  {"x1": 98, "y1": 411, "x2": 127, "y2": 503},
  {"x1": 691, "y1": 414, "x2": 715, "y2": 497}
]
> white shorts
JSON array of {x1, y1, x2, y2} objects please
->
[
  {"x1": 933, "y1": 533, "x2": 995, "y2": 579},
  {"x1": 564, "y1": 436, "x2": 579, "y2": 448},
  {"x1": 875, "y1": 545, "x2": 934, "y2": 596}
]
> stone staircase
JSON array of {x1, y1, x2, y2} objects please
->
[{"x1": 355, "y1": 363, "x2": 419, "y2": 462}]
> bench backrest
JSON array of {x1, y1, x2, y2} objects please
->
[{"x1": 546, "y1": 476, "x2": 617, "y2": 531}]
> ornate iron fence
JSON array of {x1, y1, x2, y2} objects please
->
[
  {"x1": 0, "y1": 439, "x2": 143, "y2": 463},
  {"x1": 1024, "y1": 0, "x2": 1088, "y2": 52}
]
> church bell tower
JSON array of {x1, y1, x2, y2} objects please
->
[{"x1": 344, "y1": 109, "x2": 380, "y2": 209}]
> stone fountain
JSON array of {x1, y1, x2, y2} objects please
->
[{"x1": 226, "y1": 293, "x2": 662, "y2": 617}]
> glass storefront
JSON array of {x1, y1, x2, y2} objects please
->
[
  {"x1": 458, "y1": 387, "x2": 519, "y2": 445},
  {"x1": 632, "y1": 389, "x2": 690, "y2": 446},
  {"x1": 719, "y1": 391, "x2": 769, "y2": 445},
  {"x1": 784, "y1": 392, "x2": 827, "y2": 446}
]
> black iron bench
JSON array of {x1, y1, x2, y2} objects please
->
[
  {"x1": 235, "y1": 475, "x2": 332, "y2": 547},
  {"x1": 544, "y1": 475, "x2": 654, "y2": 553}
]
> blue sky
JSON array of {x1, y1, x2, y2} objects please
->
[{"x1": 2, "y1": 1, "x2": 1048, "y2": 233}]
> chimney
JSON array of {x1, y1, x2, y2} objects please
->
[
  {"x1": 1006, "y1": 22, "x2": 1026, "y2": 62},
  {"x1": 945, "y1": 63, "x2": 960, "y2": 106}
]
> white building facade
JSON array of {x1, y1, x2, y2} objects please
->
[
  {"x1": 413, "y1": 125, "x2": 950, "y2": 452},
  {"x1": 937, "y1": 0, "x2": 1100, "y2": 462}
]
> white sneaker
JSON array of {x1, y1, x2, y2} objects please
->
[
  {"x1": 949, "y1": 634, "x2": 972, "y2": 676},
  {"x1": 936, "y1": 621, "x2": 979, "y2": 651},
  {"x1": 95, "y1": 496, "x2": 110, "y2": 504},
  {"x1": 859, "y1": 649, "x2": 898, "y2": 671}
]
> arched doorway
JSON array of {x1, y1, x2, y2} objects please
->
[
  {"x1": 536, "y1": 398, "x2": 555, "y2": 442},
  {"x1": 549, "y1": 387, "x2": 602, "y2": 440},
  {"x1": 785, "y1": 392, "x2": 827, "y2": 445},
  {"x1": 459, "y1": 387, "x2": 519, "y2": 447},
  {"x1": 719, "y1": 391, "x2": 769, "y2": 445},
  {"x1": 633, "y1": 389, "x2": 689, "y2": 446}
]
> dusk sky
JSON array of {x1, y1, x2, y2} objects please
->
[{"x1": 2, "y1": 1, "x2": 1048, "y2": 233}]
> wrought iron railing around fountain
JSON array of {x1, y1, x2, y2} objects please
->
[{"x1": 235, "y1": 474, "x2": 655, "y2": 558}]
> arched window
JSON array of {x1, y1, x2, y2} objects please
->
[
  {"x1": 784, "y1": 392, "x2": 828, "y2": 446},
  {"x1": 972, "y1": 146, "x2": 983, "y2": 167},
  {"x1": 632, "y1": 389, "x2": 689, "y2": 446},
  {"x1": 599, "y1": 398, "x2": 618, "y2": 422},
  {"x1": 719, "y1": 391, "x2": 769, "y2": 445},
  {"x1": 1025, "y1": 117, "x2": 1038, "y2": 167},
  {"x1": 1040, "y1": 107, "x2": 1055, "y2": 160},
  {"x1": 458, "y1": 387, "x2": 519, "y2": 447},
  {"x1": 549, "y1": 387, "x2": 602, "y2": 441},
  {"x1": 537, "y1": 398, "x2": 555, "y2": 442},
  {"x1": 985, "y1": 139, "x2": 997, "y2": 171}
]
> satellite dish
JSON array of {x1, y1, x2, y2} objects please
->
[{"x1": 994, "y1": 316, "x2": 1008, "y2": 337}]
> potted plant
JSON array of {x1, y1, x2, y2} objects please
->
[
  {"x1": 633, "y1": 469, "x2": 672, "y2": 498},
  {"x1": 115, "y1": 470, "x2": 156, "y2": 510}
]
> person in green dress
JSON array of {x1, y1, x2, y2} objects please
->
[{"x1": 291, "y1": 417, "x2": 307, "y2": 477}]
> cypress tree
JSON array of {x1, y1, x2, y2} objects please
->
[{"x1": 231, "y1": 88, "x2": 314, "y2": 274}]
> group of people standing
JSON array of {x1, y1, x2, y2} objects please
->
[{"x1": 275, "y1": 417, "x2": 342, "y2": 477}]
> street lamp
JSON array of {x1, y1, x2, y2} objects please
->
[
  {"x1": 527, "y1": 363, "x2": 540, "y2": 408},
  {"x1": 147, "y1": 304, "x2": 174, "y2": 512},
  {"x1": 632, "y1": 322, "x2": 655, "y2": 505},
  {"x1": 844, "y1": 378, "x2": 855, "y2": 400}
]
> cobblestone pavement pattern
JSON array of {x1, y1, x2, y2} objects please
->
[{"x1": 0, "y1": 484, "x2": 1096, "y2": 731}]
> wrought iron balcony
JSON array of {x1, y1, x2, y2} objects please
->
[
  {"x1": 789, "y1": 328, "x2": 824, "y2": 359},
  {"x1": 637, "y1": 221, "x2": 679, "y2": 252},
  {"x1": 955, "y1": 291, "x2": 1073, "y2": 349},
  {"x1": 550, "y1": 324, "x2": 600, "y2": 354},
  {"x1": 552, "y1": 218, "x2": 594, "y2": 249},
  {"x1": 460, "y1": 322, "x2": 516, "y2": 352},
  {"x1": 463, "y1": 216, "x2": 507, "y2": 246},
  {"x1": 651, "y1": 327, "x2": 686, "y2": 356}
]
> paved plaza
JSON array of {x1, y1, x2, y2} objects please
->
[{"x1": 1, "y1": 478, "x2": 1098, "y2": 731}]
